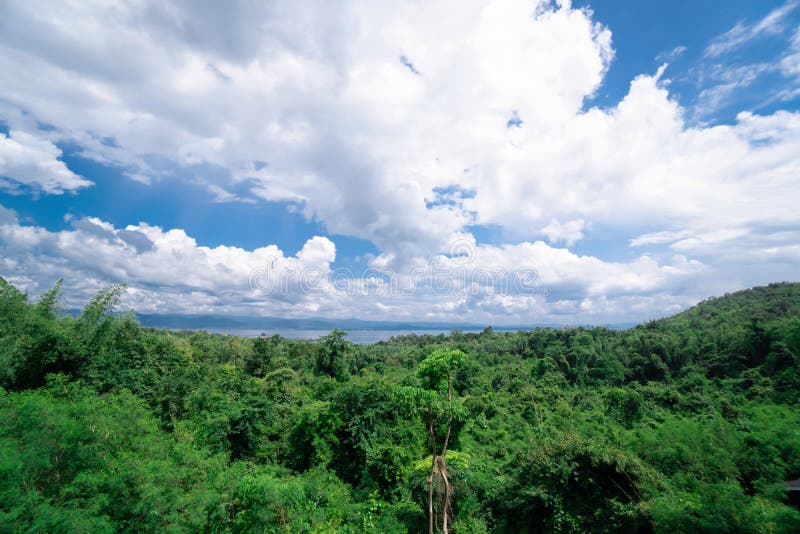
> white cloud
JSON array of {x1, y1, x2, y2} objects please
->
[
  {"x1": 0, "y1": 206, "x2": 711, "y2": 323},
  {"x1": 0, "y1": 211, "x2": 339, "y2": 315},
  {"x1": 0, "y1": 130, "x2": 92, "y2": 194},
  {"x1": 656, "y1": 45, "x2": 687, "y2": 63},
  {"x1": 0, "y1": 0, "x2": 613, "y2": 260},
  {"x1": 693, "y1": 5, "x2": 800, "y2": 118},
  {"x1": 205, "y1": 183, "x2": 255, "y2": 204},
  {"x1": 694, "y1": 63, "x2": 775, "y2": 116},
  {"x1": 630, "y1": 230, "x2": 691, "y2": 248},
  {"x1": 780, "y1": 27, "x2": 800, "y2": 77},
  {"x1": 0, "y1": 0, "x2": 798, "y2": 322},
  {"x1": 704, "y1": 0, "x2": 799, "y2": 58},
  {"x1": 541, "y1": 218, "x2": 588, "y2": 246}
]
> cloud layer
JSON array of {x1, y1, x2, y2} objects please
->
[
  {"x1": 0, "y1": 0, "x2": 798, "y2": 323},
  {"x1": 0, "y1": 208, "x2": 706, "y2": 323}
]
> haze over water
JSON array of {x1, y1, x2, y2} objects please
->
[{"x1": 189, "y1": 328, "x2": 512, "y2": 344}]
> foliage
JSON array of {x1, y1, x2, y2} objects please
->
[{"x1": 1, "y1": 278, "x2": 800, "y2": 532}]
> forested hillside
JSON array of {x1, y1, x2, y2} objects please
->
[{"x1": 1, "y1": 278, "x2": 799, "y2": 533}]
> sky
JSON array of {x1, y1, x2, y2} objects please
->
[{"x1": 1, "y1": 0, "x2": 799, "y2": 326}]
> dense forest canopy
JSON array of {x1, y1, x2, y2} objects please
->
[{"x1": 1, "y1": 278, "x2": 800, "y2": 532}]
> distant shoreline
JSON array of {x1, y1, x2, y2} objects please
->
[{"x1": 161, "y1": 327, "x2": 519, "y2": 344}]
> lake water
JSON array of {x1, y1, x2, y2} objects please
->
[{"x1": 194, "y1": 328, "x2": 503, "y2": 344}]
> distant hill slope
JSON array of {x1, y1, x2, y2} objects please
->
[{"x1": 654, "y1": 282, "x2": 800, "y2": 329}]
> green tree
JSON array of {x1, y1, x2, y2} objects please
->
[
  {"x1": 316, "y1": 329, "x2": 351, "y2": 379},
  {"x1": 0, "y1": 278, "x2": 82, "y2": 389},
  {"x1": 398, "y1": 348, "x2": 466, "y2": 534},
  {"x1": 245, "y1": 336, "x2": 273, "y2": 377}
]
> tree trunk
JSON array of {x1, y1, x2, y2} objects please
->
[
  {"x1": 428, "y1": 408, "x2": 437, "y2": 534},
  {"x1": 439, "y1": 370, "x2": 453, "y2": 533},
  {"x1": 438, "y1": 455, "x2": 451, "y2": 534},
  {"x1": 428, "y1": 461, "x2": 436, "y2": 534}
]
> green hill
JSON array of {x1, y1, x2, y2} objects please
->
[{"x1": 659, "y1": 281, "x2": 800, "y2": 328}]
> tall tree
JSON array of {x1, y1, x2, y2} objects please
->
[
  {"x1": 398, "y1": 348, "x2": 466, "y2": 534},
  {"x1": 316, "y1": 329, "x2": 351, "y2": 379}
]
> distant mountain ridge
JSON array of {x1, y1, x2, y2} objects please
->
[{"x1": 133, "y1": 312, "x2": 636, "y2": 332}]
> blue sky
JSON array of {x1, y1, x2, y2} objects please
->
[
  {"x1": 1, "y1": 0, "x2": 799, "y2": 324},
  {"x1": 0, "y1": 142, "x2": 377, "y2": 265}
]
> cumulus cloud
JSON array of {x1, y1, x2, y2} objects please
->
[
  {"x1": 0, "y1": 205, "x2": 711, "y2": 323},
  {"x1": 0, "y1": 211, "x2": 337, "y2": 315},
  {"x1": 0, "y1": 0, "x2": 613, "y2": 259},
  {"x1": 0, "y1": 130, "x2": 93, "y2": 194},
  {"x1": 0, "y1": 0, "x2": 798, "y2": 322},
  {"x1": 541, "y1": 218, "x2": 588, "y2": 246}
]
